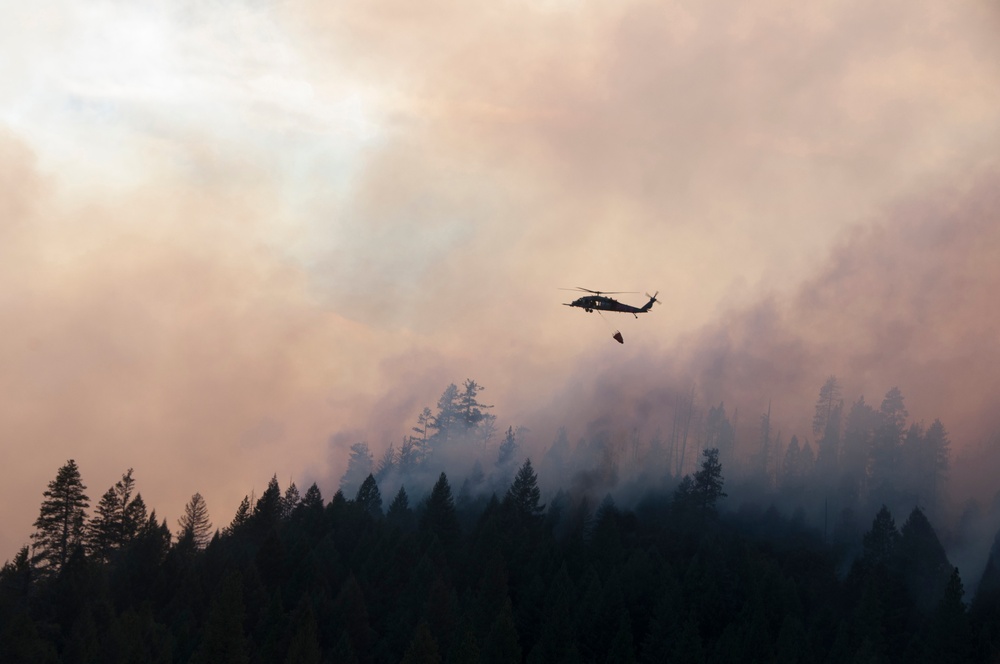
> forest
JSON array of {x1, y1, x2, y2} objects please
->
[{"x1": 5, "y1": 376, "x2": 1000, "y2": 663}]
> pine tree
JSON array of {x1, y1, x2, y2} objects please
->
[
  {"x1": 84, "y1": 468, "x2": 145, "y2": 562},
  {"x1": 457, "y1": 379, "x2": 493, "y2": 434},
  {"x1": 781, "y1": 436, "x2": 802, "y2": 486},
  {"x1": 862, "y1": 505, "x2": 899, "y2": 568},
  {"x1": 813, "y1": 376, "x2": 843, "y2": 437},
  {"x1": 897, "y1": 507, "x2": 951, "y2": 612},
  {"x1": 692, "y1": 448, "x2": 727, "y2": 511},
  {"x1": 421, "y1": 473, "x2": 461, "y2": 546},
  {"x1": 430, "y1": 384, "x2": 461, "y2": 449},
  {"x1": 87, "y1": 487, "x2": 120, "y2": 563},
  {"x1": 32, "y1": 459, "x2": 90, "y2": 575},
  {"x1": 387, "y1": 486, "x2": 413, "y2": 531},
  {"x1": 928, "y1": 567, "x2": 972, "y2": 663},
  {"x1": 252, "y1": 475, "x2": 283, "y2": 533},
  {"x1": 225, "y1": 496, "x2": 252, "y2": 536},
  {"x1": 503, "y1": 459, "x2": 544, "y2": 522},
  {"x1": 496, "y1": 427, "x2": 518, "y2": 470},
  {"x1": 374, "y1": 445, "x2": 397, "y2": 482},
  {"x1": 177, "y1": 493, "x2": 213, "y2": 548},
  {"x1": 340, "y1": 443, "x2": 374, "y2": 497},
  {"x1": 412, "y1": 407, "x2": 433, "y2": 450},
  {"x1": 301, "y1": 483, "x2": 324, "y2": 510},
  {"x1": 115, "y1": 468, "x2": 143, "y2": 544},
  {"x1": 281, "y1": 482, "x2": 301, "y2": 520},
  {"x1": 869, "y1": 388, "x2": 908, "y2": 507},
  {"x1": 398, "y1": 437, "x2": 421, "y2": 476},
  {"x1": 355, "y1": 474, "x2": 383, "y2": 518}
]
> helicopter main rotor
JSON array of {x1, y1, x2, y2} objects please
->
[{"x1": 559, "y1": 287, "x2": 638, "y2": 297}]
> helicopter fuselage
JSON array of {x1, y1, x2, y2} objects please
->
[{"x1": 566, "y1": 295, "x2": 643, "y2": 314}]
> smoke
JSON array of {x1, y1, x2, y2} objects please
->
[
  {"x1": 517, "y1": 168, "x2": 1000, "y2": 480},
  {"x1": 4, "y1": 0, "x2": 1000, "y2": 566}
]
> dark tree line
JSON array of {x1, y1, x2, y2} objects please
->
[
  {"x1": 6, "y1": 445, "x2": 1000, "y2": 663},
  {"x1": 3, "y1": 376, "x2": 996, "y2": 663}
]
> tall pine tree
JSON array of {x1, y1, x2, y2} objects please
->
[
  {"x1": 177, "y1": 493, "x2": 213, "y2": 548},
  {"x1": 32, "y1": 459, "x2": 89, "y2": 575}
]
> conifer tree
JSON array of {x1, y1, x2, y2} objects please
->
[
  {"x1": 85, "y1": 468, "x2": 147, "y2": 561},
  {"x1": 374, "y1": 444, "x2": 397, "y2": 482},
  {"x1": 355, "y1": 474, "x2": 383, "y2": 518},
  {"x1": 862, "y1": 505, "x2": 899, "y2": 568},
  {"x1": 430, "y1": 384, "x2": 461, "y2": 448},
  {"x1": 281, "y1": 482, "x2": 301, "y2": 520},
  {"x1": 897, "y1": 506, "x2": 951, "y2": 612},
  {"x1": 412, "y1": 407, "x2": 433, "y2": 449},
  {"x1": 457, "y1": 379, "x2": 493, "y2": 434},
  {"x1": 301, "y1": 483, "x2": 324, "y2": 510},
  {"x1": 177, "y1": 493, "x2": 213, "y2": 548},
  {"x1": 813, "y1": 376, "x2": 843, "y2": 437},
  {"x1": 928, "y1": 567, "x2": 972, "y2": 663},
  {"x1": 692, "y1": 447, "x2": 726, "y2": 510},
  {"x1": 32, "y1": 459, "x2": 89, "y2": 575},
  {"x1": 387, "y1": 486, "x2": 413, "y2": 530},
  {"x1": 421, "y1": 473, "x2": 460, "y2": 546},
  {"x1": 503, "y1": 459, "x2": 544, "y2": 521},
  {"x1": 340, "y1": 443, "x2": 374, "y2": 498},
  {"x1": 87, "y1": 487, "x2": 120, "y2": 563},
  {"x1": 115, "y1": 468, "x2": 143, "y2": 544},
  {"x1": 398, "y1": 437, "x2": 421, "y2": 476},
  {"x1": 496, "y1": 427, "x2": 518, "y2": 474},
  {"x1": 225, "y1": 496, "x2": 251, "y2": 536},
  {"x1": 781, "y1": 436, "x2": 802, "y2": 485},
  {"x1": 252, "y1": 475, "x2": 283, "y2": 533}
]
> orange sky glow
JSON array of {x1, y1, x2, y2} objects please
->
[{"x1": 3, "y1": 0, "x2": 1000, "y2": 561}]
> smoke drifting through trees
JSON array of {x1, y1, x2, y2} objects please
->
[
  {"x1": 10, "y1": 433, "x2": 1000, "y2": 661},
  {"x1": 324, "y1": 370, "x2": 1000, "y2": 591}
]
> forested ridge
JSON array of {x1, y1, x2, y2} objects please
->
[{"x1": 6, "y1": 377, "x2": 1000, "y2": 663}]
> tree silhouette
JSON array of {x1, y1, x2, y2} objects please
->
[
  {"x1": 862, "y1": 505, "x2": 899, "y2": 568},
  {"x1": 374, "y1": 445, "x2": 397, "y2": 482},
  {"x1": 225, "y1": 496, "x2": 251, "y2": 535},
  {"x1": 497, "y1": 427, "x2": 518, "y2": 470},
  {"x1": 86, "y1": 468, "x2": 143, "y2": 555},
  {"x1": 430, "y1": 384, "x2": 461, "y2": 449},
  {"x1": 692, "y1": 447, "x2": 727, "y2": 511},
  {"x1": 341, "y1": 443, "x2": 374, "y2": 498},
  {"x1": 458, "y1": 379, "x2": 493, "y2": 432},
  {"x1": 355, "y1": 474, "x2": 383, "y2": 518},
  {"x1": 86, "y1": 487, "x2": 120, "y2": 563},
  {"x1": 503, "y1": 458, "x2": 544, "y2": 521},
  {"x1": 32, "y1": 459, "x2": 90, "y2": 575},
  {"x1": 421, "y1": 473, "x2": 460, "y2": 547},
  {"x1": 280, "y1": 482, "x2": 301, "y2": 520},
  {"x1": 177, "y1": 493, "x2": 213, "y2": 548},
  {"x1": 387, "y1": 486, "x2": 414, "y2": 531},
  {"x1": 813, "y1": 376, "x2": 843, "y2": 438},
  {"x1": 252, "y1": 475, "x2": 283, "y2": 534}
]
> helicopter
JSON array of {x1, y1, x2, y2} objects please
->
[
  {"x1": 562, "y1": 287, "x2": 659, "y2": 318},
  {"x1": 561, "y1": 287, "x2": 659, "y2": 344}
]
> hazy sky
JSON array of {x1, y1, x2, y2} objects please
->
[{"x1": 3, "y1": 0, "x2": 1000, "y2": 560}]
